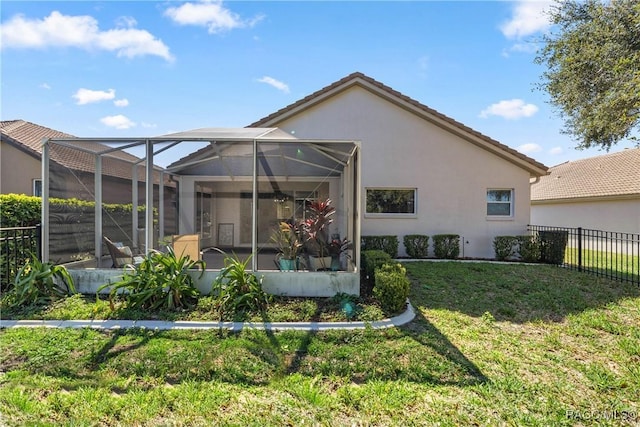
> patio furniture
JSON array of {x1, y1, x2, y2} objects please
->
[
  {"x1": 103, "y1": 236, "x2": 142, "y2": 268},
  {"x1": 172, "y1": 234, "x2": 202, "y2": 261}
]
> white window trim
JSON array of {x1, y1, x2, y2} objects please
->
[
  {"x1": 486, "y1": 188, "x2": 514, "y2": 219},
  {"x1": 33, "y1": 179, "x2": 42, "y2": 197},
  {"x1": 365, "y1": 187, "x2": 418, "y2": 218}
]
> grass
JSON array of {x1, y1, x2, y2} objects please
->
[
  {"x1": 2, "y1": 262, "x2": 640, "y2": 426},
  {"x1": 565, "y1": 247, "x2": 639, "y2": 281}
]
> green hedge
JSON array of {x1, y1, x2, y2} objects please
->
[
  {"x1": 361, "y1": 235, "x2": 399, "y2": 258},
  {"x1": 433, "y1": 234, "x2": 460, "y2": 259},
  {"x1": 403, "y1": 234, "x2": 429, "y2": 258},
  {"x1": 0, "y1": 194, "x2": 41, "y2": 227},
  {"x1": 493, "y1": 236, "x2": 519, "y2": 261},
  {"x1": 492, "y1": 233, "x2": 567, "y2": 265},
  {"x1": 0, "y1": 193, "x2": 151, "y2": 227}
]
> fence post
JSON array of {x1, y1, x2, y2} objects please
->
[
  {"x1": 36, "y1": 224, "x2": 42, "y2": 261},
  {"x1": 577, "y1": 227, "x2": 582, "y2": 272}
]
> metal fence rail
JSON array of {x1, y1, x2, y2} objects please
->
[
  {"x1": 528, "y1": 225, "x2": 640, "y2": 285},
  {"x1": 0, "y1": 225, "x2": 41, "y2": 288}
]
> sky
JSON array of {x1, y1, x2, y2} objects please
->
[{"x1": 1, "y1": 0, "x2": 636, "y2": 168}]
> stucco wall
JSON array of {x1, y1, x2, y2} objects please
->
[
  {"x1": 1, "y1": 141, "x2": 41, "y2": 195},
  {"x1": 531, "y1": 198, "x2": 640, "y2": 234},
  {"x1": 267, "y1": 87, "x2": 534, "y2": 258}
]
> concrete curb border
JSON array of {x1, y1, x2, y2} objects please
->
[{"x1": 0, "y1": 301, "x2": 416, "y2": 332}]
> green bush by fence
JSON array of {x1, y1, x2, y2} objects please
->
[{"x1": 492, "y1": 233, "x2": 567, "y2": 265}]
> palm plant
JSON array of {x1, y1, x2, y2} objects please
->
[
  {"x1": 99, "y1": 246, "x2": 205, "y2": 311},
  {"x1": 4, "y1": 254, "x2": 75, "y2": 308}
]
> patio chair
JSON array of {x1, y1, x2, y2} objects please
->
[
  {"x1": 103, "y1": 236, "x2": 141, "y2": 268},
  {"x1": 172, "y1": 234, "x2": 202, "y2": 261}
]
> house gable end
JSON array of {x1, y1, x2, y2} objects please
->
[{"x1": 250, "y1": 72, "x2": 548, "y2": 177}]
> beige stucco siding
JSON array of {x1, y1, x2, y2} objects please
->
[
  {"x1": 1, "y1": 141, "x2": 41, "y2": 195},
  {"x1": 531, "y1": 198, "x2": 640, "y2": 234},
  {"x1": 270, "y1": 87, "x2": 532, "y2": 258}
]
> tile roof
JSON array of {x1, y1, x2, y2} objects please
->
[
  {"x1": 249, "y1": 72, "x2": 548, "y2": 176},
  {"x1": 531, "y1": 148, "x2": 640, "y2": 201},
  {"x1": 1, "y1": 120, "x2": 156, "y2": 181}
]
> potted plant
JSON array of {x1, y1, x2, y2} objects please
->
[
  {"x1": 271, "y1": 221, "x2": 302, "y2": 271},
  {"x1": 328, "y1": 236, "x2": 353, "y2": 271},
  {"x1": 302, "y1": 198, "x2": 335, "y2": 270}
]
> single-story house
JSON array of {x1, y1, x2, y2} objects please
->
[
  {"x1": 531, "y1": 147, "x2": 640, "y2": 234},
  {"x1": 243, "y1": 72, "x2": 549, "y2": 258}
]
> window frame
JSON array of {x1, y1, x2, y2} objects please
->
[
  {"x1": 486, "y1": 188, "x2": 514, "y2": 218},
  {"x1": 365, "y1": 187, "x2": 417, "y2": 218},
  {"x1": 33, "y1": 179, "x2": 42, "y2": 197}
]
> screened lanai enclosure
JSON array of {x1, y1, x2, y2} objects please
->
[{"x1": 42, "y1": 128, "x2": 361, "y2": 295}]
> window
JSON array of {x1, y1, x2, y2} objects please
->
[
  {"x1": 33, "y1": 179, "x2": 42, "y2": 197},
  {"x1": 366, "y1": 188, "x2": 416, "y2": 215},
  {"x1": 487, "y1": 189, "x2": 513, "y2": 216}
]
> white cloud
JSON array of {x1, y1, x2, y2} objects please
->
[
  {"x1": 164, "y1": 0, "x2": 264, "y2": 34},
  {"x1": 517, "y1": 143, "x2": 542, "y2": 154},
  {"x1": 114, "y1": 98, "x2": 129, "y2": 107},
  {"x1": 73, "y1": 88, "x2": 115, "y2": 105},
  {"x1": 141, "y1": 122, "x2": 157, "y2": 129},
  {"x1": 549, "y1": 146, "x2": 563, "y2": 155},
  {"x1": 101, "y1": 115, "x2": 135, "y2": 129},
  {"x1": 0, "y1": 11, "x2": 173, "y2": 61},
  {"x1": 257, "y1": 76, "x2": 290, "y2": 93},
  {"x1": 40, "y1": 83, "x2": 51, "y2": 89},
  {"x1": 479, "y1": 99, "x2": 539, "y2": 120},
  {"x1": 500, "y1": 0, "x2": 552, "y2": 39}
]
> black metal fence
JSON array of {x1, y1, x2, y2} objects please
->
[
  {"x1": 0, "y1": 225, "x2": 41, "y2": 289},
  {"x1": 528, "y1": 225, "x2": 640, "y2": 285}
]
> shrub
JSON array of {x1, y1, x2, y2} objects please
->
[
  {"x1": 211, "y1": 251, "x2": 271, "y2": 319},
  {"x1": 493, "y1": 236, "x2": 519, "y2": 261},
  {"x1": 373, "y1": 263, "x2": 410, "y2": 314},
  {"x1": 433, "y1": 234, "x2": 460, "y2": 259},
  {"x1": 361, "y1": 250, "x2": 392, "y2": 282},
  {"x1": 361, "y1": 235, "x2": 399, "y2": 258},
  {"x1": 2, "y1": 254, "x2": 75, "y2": 308},
  {"x1": 539, "y1": 230, "x2": 569, "y2": 265},
  {"x1": 517, "y1": 235, "x2": 542, "y2": 263},
  {"x1": 403, "y1": 234, "x2": 429, "y2": 258},
  {"x1": 99, "y1": 247, "x2": 205, "y2": 311}
]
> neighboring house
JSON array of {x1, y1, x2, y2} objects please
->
[
  {"x1": 1, "y1": 119, "x2": 146, "y2": 202},
  {"x1": 1, "y1": 120, "x2": 178, "y2": 259},
  {"x1": 531, "y1": 148, "x2": 640, "y2": 234},
  {"x1": 247, "y1": 72, "x2": 548, "y2": 258}
]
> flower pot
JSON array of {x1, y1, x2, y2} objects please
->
[
  {"x1": 309, "y1": 255, "x2": 332, "y2": 271},
  {"x1": 278, "y1": 258, "x2": 296, "y2": 271}
]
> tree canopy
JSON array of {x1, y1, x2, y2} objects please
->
[{"x1": 535, "y1": 0, "x2": 640, "y2": 150}]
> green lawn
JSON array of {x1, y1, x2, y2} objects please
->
[
  {"x1": 1, "y1": 262, "x2": 639, "y2": 426},
  {"x1": 565, "y1": 247, "x2": 639, "y2": 282}
]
